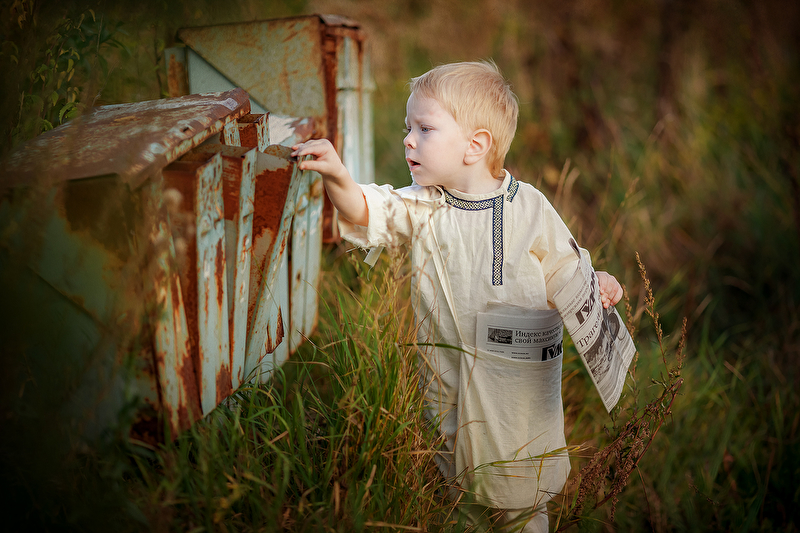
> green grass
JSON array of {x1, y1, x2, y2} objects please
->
[{"x1": 126, "y1": 250, "x2": 465, "y2": 532}]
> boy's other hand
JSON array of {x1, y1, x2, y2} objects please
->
[
  {"x1": 291, "y1": 139, "x2": 349, "y2": 181},
  {"x1": 596, "y1": 271, "x2": 623, "y2": 308}
]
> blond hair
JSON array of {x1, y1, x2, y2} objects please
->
[{"x1": 409, "y1": 60, "x2": 518, "y2": 177}]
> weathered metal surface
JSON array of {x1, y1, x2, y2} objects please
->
[
  {"x1": 244, "y1": 145, "x2": 303, "y2": 377},
  {"x1": 174, "y1": 15, "x2": 374, "y2": 245},
  {"x1": 178, "y1": 18, "x2": 328, "y2": 125},
  {"x1": 222, "y1": 120, "x2": 241, "y2": 147},
  {"x1": 180, "y1": 145, "x2": 257, "y2": 389},
  {"x1": 289, "y1": 164, "x2": 311, "y2": 353},
  {"x1": 30, "y1": 178, "x2": 136, "y2": 325},
  {"x1": 303, "y1": 175, "x2": 324, "y2": 336},
  {"x1": 162, "y1": 154, "x2": 231, "y2": 415},
  {"x1": 267, "y1": 115, "x2": 317, "y2": 147},
  {"x1": 0, "y1": 174, "x2": 161, "y2": 441},
  {"x1": 1, "y1": 12, "x2": 378, "y2": 443},
  {"x1": 288, "y1": 166, "x2": 323, "y2": 350},
  {"x1": 142, "y1": 180, "x2": 200, "y2": 436},
  {"x1": 291, "y1": 173, "x2": 323, "y2": 345},
  {"x1": 237, "y1": 113, "x2": 270, "y2": 152},
  {"x1": 0, "y1": 72, "x2": 332, "y2": 441},
  {"x1": 165, "y1": 47, "x2": 189, "y2": 98},
  {"x1": 1, "y1": 89, "x2": 250, "y2": 190},
  {"x1": 181, "y1": 143, "x2": 301, "y2": 382}
]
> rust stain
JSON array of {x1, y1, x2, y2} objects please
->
[
  {"x1": 220, "y1": 155, "x2": 243, "y2": 220},
  {"x1": 168, "y1": 271, "x2": 183, "y2": 334},
  {"x1": 321, "y1": 28, "x2": 340, "y2": 243},
  {"x1": 321, "y1": 30, "x2": 339, "y2": 148},
  {"x1": 163, "y1": 167, "x2": 201, "y2": 398},
  {"x1": 215, "y1": 239, "x2": 225, "y2": 310},
  {"x1": 177, "y1": 356, "x2": 201, "y2": 431},
  {"x1": 237, "y1": 113, "x2": 268, "y2": 151},
  {"x1": 263, "y1": 306, "x2": 286, "y2": 355},
  {"x1": 279, "y1": 232, "x2": 288, "y2": 255},
  {"x1": 238, "y1": 124, "x2": 260, "y2": 150},
  {"x1": 264, "y1": 324, "x2": 272, "y2": 357},
  {"x1": 275, "y1": 307, "x2": 284, "y2": 347},
  {"x1": 215, "y1": 364, "x2": 232, "y2": 404},
  {"x1": 251, "y1": 166, "x2": 292, "y2": 242},
  {"x1": 279, "y1": 67, "x2": 292, "y2": 108},
  {"x1": 248, "y1": 165, "x2": 293, "y2": 324},
  {"x1": 167, "y1": 54, "x2": 189, "y2": 97}
]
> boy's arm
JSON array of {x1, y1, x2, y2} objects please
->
[
  {"x1": 596, "y1": 271, "x2": 623, "y2": 308},
  {"x1": 291, "y1": 139, "x2": 369, "y2": 227}
]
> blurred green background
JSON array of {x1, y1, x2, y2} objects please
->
[{"x1": 1, "y1": 0, "x2": 798, "y2": 531}]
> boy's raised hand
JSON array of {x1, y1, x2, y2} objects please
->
[
  {"x1": 291, "y1": 139, "x2": 369, "y2": 227},
  {"x1": 291, "y1": 139, "x2": 349, "y2": 181},
  {"x1": 596, "y1": 271, "x2": 623, "y2": 309}
]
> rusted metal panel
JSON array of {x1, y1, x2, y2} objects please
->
[
  {"x1": 336, "y1": 36, "x2": 362, "y2": 185},
  {"x1": 175, "y1": 16, "x2": 375, "y2": 245},
  {"x1": 1, "y1": 81, "x2": 329, "y2": 440},
  {"x1": 29, "y1": 179, "x2": 136, "y2": 326},
  {"x1": 237, "y1": 113, "x2": 270, "y2": 152},
  {"x1": 262, "y1": 252, "x2": 290, "y2": 380},
  {"x1": 141, "y1": 181, "x2": 201, "y2": 436},
  {"x1": 181, "y1": 49, "x2": 268, "y2": 117},
  {"x1": 0, "y1": 173, "x2": 161, "y2": 440},
  {"x1": 221, "y1": 150, "x2": 254, "y2": 389},
  {"x1": 180, "y1": 144, "x2": 257, "y2": 389},
  {"x1": 1, "y1": 89, "x2": 250, "y2": 190},
  {"x1": 244, "y1": 146, "x2": 303, "y2": 375},
  {"x1": 178, "y1": 18, "x2": 328, "y2": 126},
  {"x1": 165, "y1": 47, "x2": 189, "y2": 98},
  {"x1": 288, "y1": 167, "x2": 323, "y2": 350},
  {"x1": 267, "y1": 115, "x2": 317, "y2": 147},
  {"x1": 289, "y1": 168, "x2": 310, "y2": 352},
  {"x1": 222, "y1": 120, "x2": 241, "y2": 147},
  {"x1": 325, "y1": 22, "x2": 375, "y2": 241},
  {"x1": 162, "y1": 154, "x2": 231, "y2": 415},
  {"x1": 302, "y1": 173, "x2": 324, "y2": 336}
]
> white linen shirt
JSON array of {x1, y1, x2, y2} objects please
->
[{"x1": 339, "y1": 170, "x2": 588, "y2": 509}]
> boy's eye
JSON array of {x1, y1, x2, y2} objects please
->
[{"x1": 420, "y1": 126, "x2": 430, "y2": 133}]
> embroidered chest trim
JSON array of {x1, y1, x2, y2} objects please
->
[{"x1": 443, "y1": 175, "x2": 518, "y2": 286}]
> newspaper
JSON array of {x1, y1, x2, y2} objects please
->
[
  {"x1": 553, "y1": 239, "x2": 636, "y2": 412},
  {"x1": 474, "y1": 239, "x2": 636, "y2": 412},
  {"x1": 476, "y1": 304, "x2": 563, "y2": 362}
]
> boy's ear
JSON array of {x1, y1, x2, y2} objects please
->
[{"x1": 464, "y1": 129, "x2": 492, "y2": 166}]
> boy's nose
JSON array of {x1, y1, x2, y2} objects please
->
[{"x1": 403, "y1": 132, "x2": 415, "y2": 149}]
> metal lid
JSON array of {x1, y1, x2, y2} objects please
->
[{"x1": 2, "y1": 88, "x2": 250, "y2": 189}]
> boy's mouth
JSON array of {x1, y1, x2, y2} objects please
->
[{"x1": 406, "y1": 158, "x2": 420, "y2": 170}]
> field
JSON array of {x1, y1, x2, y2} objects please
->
[{"x1": 1, "y1": 0, "x2": 798, "y2": 531}]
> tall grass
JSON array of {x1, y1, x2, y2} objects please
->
[{"x1": 128, "y1": 248, "x2": 468, "y2": 532}]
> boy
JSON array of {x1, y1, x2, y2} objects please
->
[{"x1": 292, "y1": 61, "x2": 622, "y2": 532}]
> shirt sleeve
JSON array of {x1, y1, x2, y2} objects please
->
[
  {"x1": 337, "y1": 183, "x2": 415, "y2": 249},
  {"x1": 529, "y1": 191, "x2": 592, "y2": 304}
]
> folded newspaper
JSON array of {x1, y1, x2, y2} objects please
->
[
  {"x1": 476, "y1": 305, "x2": 564, "y2": 362},
  {"x1": 475, "y1": 238, "x2": 636, "y2": 412}
]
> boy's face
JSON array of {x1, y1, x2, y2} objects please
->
[{"x1": 403, "y1": 93, "x2": 471, "y2": 189}]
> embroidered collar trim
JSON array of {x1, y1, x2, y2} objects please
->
[{"x1": 441, "y1": 174, "x2": 518, "y2": 286}]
